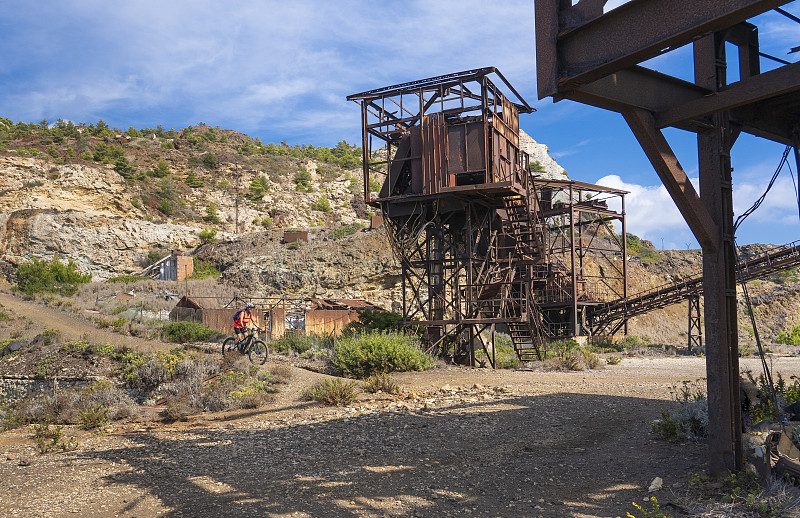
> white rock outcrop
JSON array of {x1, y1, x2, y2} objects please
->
[{"x1": 519, "y1": 129, "x2": 568, "y2": 180}]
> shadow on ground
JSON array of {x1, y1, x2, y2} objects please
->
[{"x1": 76, "y1": 392, "x2": 704, "y2": 517}]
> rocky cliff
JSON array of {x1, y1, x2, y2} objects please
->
[{"x1": 0, "y1": 122, "x2": 796, "y2": 345}]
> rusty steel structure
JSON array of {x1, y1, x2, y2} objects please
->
[
  {"x1": 535, "y1": 0, "x2": 800, "y2": 474},
  {"x1": 348, "y1": 68, "x2": 628, "y2": 366}
]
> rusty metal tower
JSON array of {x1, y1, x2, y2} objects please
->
[
  {"x1": 348, "y1": 68, "x2": 628, "y2": 366},
  {"x1": 535, "y1": 0, "x2": 800, "y2": 475}
]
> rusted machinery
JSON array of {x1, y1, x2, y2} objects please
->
[
  {"x1": 534, "y1": 0, "x2": 800, "y2": 475},
  {"x1": 348, "y1": 68, "x2": 628, "y2": 366}
]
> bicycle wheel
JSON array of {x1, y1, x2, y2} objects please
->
[
  {"x1": 249, "y1": 340, "x2": 268, "y2": 365},
  {"x1": 222, "y1": 337, "x2": 236, "y2": 357}
]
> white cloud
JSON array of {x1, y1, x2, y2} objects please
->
[
  {"x1": 0, "y1": 0, "x2": 537, "y2": 142},
  {"x1": 594, "y1": 174, "x2": 693, "y2": 244}
]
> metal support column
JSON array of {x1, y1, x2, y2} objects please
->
[{"x1": 695, "y1": 33, "x2": 742, "y2": 475}]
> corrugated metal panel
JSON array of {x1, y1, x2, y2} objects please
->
[{"x1": 305, "y1": 309, "x2": 359, "y2": 336}]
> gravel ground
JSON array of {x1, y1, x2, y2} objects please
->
[{"x1": 3, "y1": 356, "x2": 799, "y2": 517}]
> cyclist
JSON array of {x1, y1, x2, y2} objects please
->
[{"x1": 232, "y1": 302, "x2": 256, "y2": 349}]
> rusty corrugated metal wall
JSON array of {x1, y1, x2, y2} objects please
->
[{"x1": 305, "y1": 309, "x2": 358, "y2": 336}]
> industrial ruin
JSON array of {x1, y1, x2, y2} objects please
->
[
  {"x1": 347, "y1": 67, "x2": 800, "y2": 371},
  {"x1": 347, "y1": 68, "x2": 630, "y2": 366}
]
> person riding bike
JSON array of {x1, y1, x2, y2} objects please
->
[{"x1": 232, "y1": 302, "x2": 256, "y2": 349}]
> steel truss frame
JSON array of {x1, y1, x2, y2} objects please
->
[{"x1": 535, "y1": 0, "x2": 800, "y2": 475}]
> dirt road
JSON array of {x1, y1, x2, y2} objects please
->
[
  {"x1": 0, "y1": 290, "x2": 172, "y2": 351},
  {"x1": 3, "y1": 355, "x2": 799, "y2": 517}
]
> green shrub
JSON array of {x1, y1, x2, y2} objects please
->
[
  {"x1": 105, "y1": 275, "x2": 147, "y2": 283},
  {"x1": 294, "y1": 169, "x2": 312, "y2": 190},
  {"x1": 331, "y1": 222, "x2": 364, "y2": 240},
  {"x1": 474, "y1": 333, "x2": 519, "y2": 369},
  {"x1": 187, "y1": 257, "x2": 220, "y2": 280},
  {"x1": 311, "y1": 197, "x2": 331, "y2": 213},
  {"x1": 203, "y1": 203, "x2": 221, "y2": 224},
  {"x1": 628, "y1": 496, "x2": 669, "y2": 518},
  {"x1": 119, "y1": 349, "x2": 188, "y2": 393},
  {"x1": 341, "y1": 309, "x2": 402, "y2": 335},
  {"x1": 161, "y1": 321, "x2": 220, "y2": 343},
  {"x1": 158, "y1": 199, "x2": 174, "y2": 215},
  {"x1": 203, "y1": 152, "x2": 217, "y2": 169},
  {"x1": 270, "y1": 332, "x2": 315, "y2": 354},
  {"x1": 606, "y1": 355, "x2": 621, "y2": 365},
  {"x1": 248, "y1": 176, "x2": 270, "y2": 201},
  {"x1": 42, "y1": 329, "x2": 58, "y2": 346},
  {"x1": 776, "y1": 323, "x2": 800, "y2": 345},
  {"x1": 15, "y1": 257, "x2": 91, "y2": 296},
  {"x1": 0, "y1": 311, "x2": 12, "y2": 322},
  {"x1": 304, "y1": 378, "x2": 358, "y2": 406},
  {"x1": 333, "y1": 331, "x2": 434, "y2": 378},
  {"x1": 363, "y1": 373, "x2": 400, "y2": 394},
  {"x1": 184, "y1": 169, "x2": 204, "y2": 187},
  {"x1": 198, "y1": 228, "x2": 217, "y2": 244},
  {"x1": 32, "y1": 419, "x2": 78, "y2": 453},
  {"x1": 78, "y1": 404, "x2": 109, "y2": 430},
  {"x1": 151, "y1": 160, "x2": 170, "y2": 178},
  {"x1": 652, "y1": 385, "x2": 708, "y2": 443}
]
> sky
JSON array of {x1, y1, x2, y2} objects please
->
[{"x1": 0, "y1": 0, "x2": 798, "y2": 248}]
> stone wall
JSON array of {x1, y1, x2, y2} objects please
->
[{"x1": 0, "y1": 375, "x2": 104, "y2": 403}]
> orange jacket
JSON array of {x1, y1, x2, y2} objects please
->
[{"x1": 234, "y1": 309, "x2": 253, "y2": 328}]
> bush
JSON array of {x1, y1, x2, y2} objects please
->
[
  {"x1": 15, "y1": 257, "x2": 91, "y2": 296},
  {"x1": 474, "y1": 333, "x2": 519, "y2": 369},
  {"x1": 776, "y1": 323, "x2": 800, "y2": 345},
  {"x1": 161, "y1": 321, "x2": 220, "y2": 343},
  {"x1": 294, "y1": 169, "x2": 312, "y2": 190},
  {"x1": 311, "y1": 197, "x2": 331, "y2": 213},
  {"x1": 331, "y1": 222, "x2": 364, "y2": 240},
  {"x1": 304, "y1": 378, "x2": 358, "y2": 406},
  {"x1": 651, "y1": 385, "x2": 708, "y2": 443},
  {"x1": 187, "y1": 257, "x2": 220, "y2": 280},
  {"x1": 363, "y1": 373, "x2": 400, "y2": 394},
  {"x1": 32, "y1": 419, "x2": 78, "y2": 453},
  {"x1": 184, "y1": 169, "x2": 204, "y2": 187},
  {"x1": 203, "y1": 152, "x2": 217, "y2": 169},
  {"x1": 106, "y1": 275, "x2": 147, "y2": 284},
  {"x1": 151, "y1": 160, "x2": 170, "y2": 178},
  {"x1": 203, "y1": 204, "x2": 221, "y2": 224},
  {"x1": 198, "y1": 228, "x2": 217, "y2": 244},
  {"x1": 78, "y1": 404, "x2": 109, "y2": 430},
  {"x1": 270, "y1": 332, "x2": 315, "y2": 354},
  {"x1": 342, "y1": 309, "x2": 402, "y2": 335},
  {"x1": 333, "y1": 331, "x2": 434, "y2": 378}
]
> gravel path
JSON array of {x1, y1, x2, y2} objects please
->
[
  {"x1": 0, "y1": 291, "x2": 173, "y2": 352},
  {"x1": 4, "y1": 355, "x2": 799, "y2": 517}
]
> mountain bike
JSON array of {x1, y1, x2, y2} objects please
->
[{"x1": 222, "y1": 328, "x2": 269, "y2": 365}]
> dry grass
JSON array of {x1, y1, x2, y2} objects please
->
[{"x1": 267, "y1": 364, "x2": 293, "y2": 384}]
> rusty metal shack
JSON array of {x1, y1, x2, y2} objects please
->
[{"x1": 169, "y1": 296, "x2": 384, "y2": 338}]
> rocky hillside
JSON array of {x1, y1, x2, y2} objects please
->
[
  {"x1": 0, "y1": 118, "x2": 797, "y2": 345},
  {"x1": 0, "y1": 120, "x2": 367, "y2": 279}
]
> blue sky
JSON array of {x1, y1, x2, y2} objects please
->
[{"x1": 0, "y1": 1, "x2": 798, "y2": 248}]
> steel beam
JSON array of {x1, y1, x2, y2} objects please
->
[
  {"x1": 548, "y1": 0, "x2": 791, "y2": 93},
  {"x1": 622, "y1": 109, "x2": 719, "y2": 252},
  {"x1": 563, "y1": 66, "x2": 710, "y2": 114},
  {"x1": 656, "y1": 61, "x2": 800, "y2": 128}
]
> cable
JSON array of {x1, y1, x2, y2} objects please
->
[
  {"x1": 734, "y1": 237, "x2": 779, "y2": 419},
  {"x1": 734, "y1": 145, "x2": 791, "y2": 231},
  {"x1": 732, "y1": 145, "x2": 797, "y2": 424}
]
